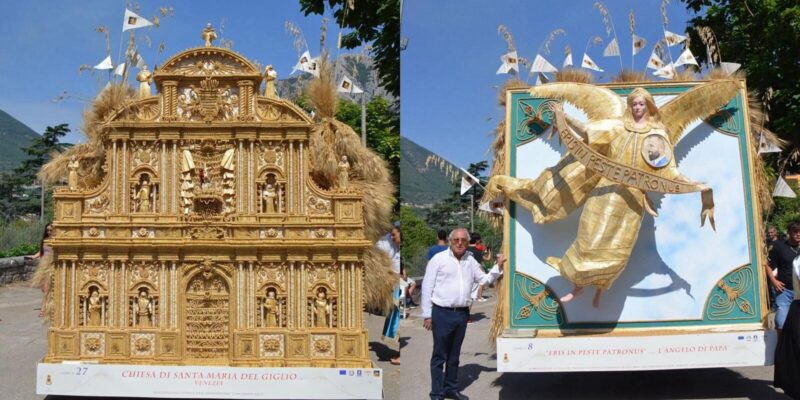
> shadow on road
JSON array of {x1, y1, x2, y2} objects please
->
[
  {"x1": 494, "y1": 368, "x2": 785, "y2": 400},
  {"x1": 457, "y1": 363, "x2": 495, "y2": 393},
  {"x1": 369, "y1": 340, "x2": 400, "y2": 362}
]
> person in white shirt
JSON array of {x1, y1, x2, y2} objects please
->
[{"x1": 421, "y1": 228, "x2": 504, "y2": 400}]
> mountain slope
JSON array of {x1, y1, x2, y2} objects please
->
[
  {"x1": 0, "y1": 109, "x2": 39, "y2": 172},
  {"x1": 400, "y1": 136, "x2": 455, "y2": 206}
]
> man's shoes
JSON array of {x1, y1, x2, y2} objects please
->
[
  {"x1": 444, "y1": 392, "x2": 469, "y2": 400},
  {"x1": 476, "y1": 298, "x2": 487, "y2": 302}
]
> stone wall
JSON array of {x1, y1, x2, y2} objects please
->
[{"x1": 0, "y1": 256, "x2": 37, "y2": 284}]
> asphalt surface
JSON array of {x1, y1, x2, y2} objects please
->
[
  {"x1": 399, "y1": 285, "x2": 790, "y2": 400},
  {"x1": 0, "y1": 282, "x2": 399, "y2": 400}
]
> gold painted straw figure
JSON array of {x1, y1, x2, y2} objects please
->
[{"x1": 486, "y1": 80, "x2": 739, "y2": 307}]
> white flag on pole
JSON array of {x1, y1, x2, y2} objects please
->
[
  {"x1": 719, "y1": 62, "x2": 741, "y2": 76},
  {"x1": 496, "y1": 51, "x2": 520, "y2": 75},
  {"x1": 337, "y1": 76, "x2": 364, "y2": 94},
  {"x1": 94, "y1": 55, "x2": 113, "y2": 70},
  {"x1": 459, "y1": 168, "x2": 481, "y2": 195},
  {"x1": 653, "y1": 63, "x2": 676, "y2": 79},
  {"x1": 581, "y1": 53, "x2": 603, "y2": 72},
  {"x1": 530, "y1": 54, "x2": 558, "y2": 73},
  {"x1": 603, "y1": 38, "x2": 620, "y2": 57},
  {"x1": 563, "y1": 51, "x2": 573, "y2": 68},
  {"x1": 758, "y1": 133, "x2": 782, "y2": 154},
  {"x1": 664, "y1": 30, "x2": 687, "y2": 47},
  {"x1": 774, "y1": 176, "x2": 797, "y2": 198},
  {"x1": 114, "y1": 62, "x2": 126, "y2": 76},
  {"x1": 122, "y1": 9, "x2": 153, "y2": 32},
  {"x1": 632, "y1": 34, "x2": 647, "y2": 55},
  {"x1": 674, "y1": 48, "x2": 699, "y2": 67},
  {"x1": 646, "y1": 48, "x2": 665, "y2": 70}
]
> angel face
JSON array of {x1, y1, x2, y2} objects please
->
[{"x1": 630, "y1": 96, "x2": 648, "y2": 121}]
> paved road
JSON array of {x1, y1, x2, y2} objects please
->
[
  {"x1": 400, "y1": 286, "x2": 789, "y2": 400},
  {"x1": 0, "y1": 283, "x2": 399, "y2": 400}
]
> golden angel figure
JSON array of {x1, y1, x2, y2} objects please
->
[{"x1": 485, "y1": 80, "x2": 739, "y2": 307}]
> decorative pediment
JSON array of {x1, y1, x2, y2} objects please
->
[
  {"x1": 255, "y1": 98, "x2": 313, "y2": 124},
  {"x1": 157, "y1": 47, "x2": 260, "y2": 78}
]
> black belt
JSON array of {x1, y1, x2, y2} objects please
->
[{"x1": 433, "y1": 303, "x2": 469, "y2": 312}]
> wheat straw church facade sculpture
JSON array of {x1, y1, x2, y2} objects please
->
[{"x1": 43, "y1": 31, "x2": 373, "y2": 368}]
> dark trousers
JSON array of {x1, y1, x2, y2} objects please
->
[{"x1": 430, "y1": 304, "x2": 468, "y2": 399}]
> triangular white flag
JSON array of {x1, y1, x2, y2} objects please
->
[
  {"x1": 664, "y1": 30, "x2": 687, "y2": 47},
  {"x1": 479, "y1": 195, "x2": 505, "y2": 215},
  {"x1": 337, "y1": 76, "x2": 364, "y2": 94},
  {"x1": 719, "y1": 62, "x2": 741, "y2": 76},
  {"x1": 93, "y1": 55, "x2": 113, "y2": 70},
  {"x1": 646, "y1": 48, "x2": 665, "y2": 70},
  {"x1": 603, "y1": 38, "x2": 620, "y2": 57},
  {"x1": 674, "y1": 48, "x2": 699, "y2": 67},
  {"x1": 563, "y1": 51, "x2": 573, "y2": 68},
  {"x1": 530, "y1": 54, "x2": 558, "y2": 73},
  {"x1": 114, "y1": 62, "x2": 126, "y2": 76},
  {"x1": 534, "y1": 72, "x2": 550, "y2": 86},
  {"x1": 305, "y1": 57, "x2": 320, "y2": 77},
  {"x1": 134, "y1": 52, "x2": 145, "y2": 68},
  {"x1": 459, "y1": 168, "x2": 481, "y2": 195},
  {"x1": 581, "y1": 53, "x2": 603, "y2": 72},
  {"x1": 653, "y1": 63, "x2": 676, "y2": 79},
  {"x1": 291, "y1": 51, "x2": 312, "y2": 74},
  {"x1": 122, "y1": 9, "x2": 153, "y2": 32},
  {"x1": 774, "y1": 176, "x2": 797, "y2": 198},
  {"x1": 758, "y1": 133, "x2": 782, "y2": 154},
  {"x1": 632, "y1": 34, "x2": 647, "y2": 55},
  {"x1": 496, "y1": 51, "x2": 519, "y2": 75}
]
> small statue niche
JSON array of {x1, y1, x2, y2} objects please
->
[
  {"x1": 133, "y1": 173, "x2": 157, "y2": 213},
  {"x1": 260, "y1": 287, "x2": 284, "y2": 328},
  {"x1": 310, "y1": 287, "x2": 335, "y2": 328},
  {"x1": 258, "y1": 174, "x2": 285, "y2": 214},
  {"x1": 81, "y1": 286, "x2": 107, "y2": 327},
  {"x1": 131, "y1": 287, "x2": 156, "y2": 328}
]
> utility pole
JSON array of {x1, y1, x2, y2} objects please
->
[
  {"x1": 469, "y1": 193, "x2": 474, "y2": 232},
  {"x1": 40, "y1": 180, "x2": 45, "y2": 221},
  {"x1": 360, "y1": 91, "x2": 367, "y2": 147}
]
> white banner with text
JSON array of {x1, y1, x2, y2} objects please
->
[
  {"x1": 497, "y1": 330, "x2": 776, "y2": 372},
  {"x1": 37, "y1": 363, "x2": 382, "y2": 399}
]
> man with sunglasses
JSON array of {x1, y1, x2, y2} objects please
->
[{"x1": 420, "y1": 227, "x2": 505, "y2": 400}]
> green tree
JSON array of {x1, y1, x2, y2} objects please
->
[
  {"x1": 335, "y1": 96, "x2": 400, "y2": 186},
  {"x1": 0, "y1": 124, "x2": 69, "y2": 220},
  {"x1": 399, "y1": 205, "x2": 436, "y2": 276},
  {"x1": 299, "y1": 0, "x2": 400, "y2": 97},
  {"x1": 681, "y1": 0, "x2": 800, "y2": 154}
]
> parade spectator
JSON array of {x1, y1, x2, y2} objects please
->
[
  {"x1": 401, "y1": 264, "x2": 418, "y2": 308},
  {"x1": 427, "y1": 229, "x2": 449, "y2": 260},
  {"x1": 377, "y1": 223, "x2": 401, "y2": 365},
  {"x1": 767, "y1": 226, "x2": 780, "y2": 310},
  {"x1": 768, "y1": 221, "x2": 800, "y2": 333},
  {"x1": 421, "y1": 228, "x2": 503, "y2": 400},
  {"x1": 774, "y1": 248, "x2": 800, "y2": 399}
]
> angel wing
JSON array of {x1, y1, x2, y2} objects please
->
[
  {"x1": 529, "y1": 82, "x2": 626, "y2": 121},
  {"x1": 659, "y1": 80, "x2": 740, "y2": 144}
]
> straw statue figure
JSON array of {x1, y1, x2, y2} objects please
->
[{"x1": 485, "y1": 80, "x2": 740, "y2": 307}]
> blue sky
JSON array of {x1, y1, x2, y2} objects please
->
[
  {"x1": 0, "y1": 1, "x2": 353, "y2": 144},
  {"x1": 401, "y1": 0, "x2": 700, "y2": 171}
]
